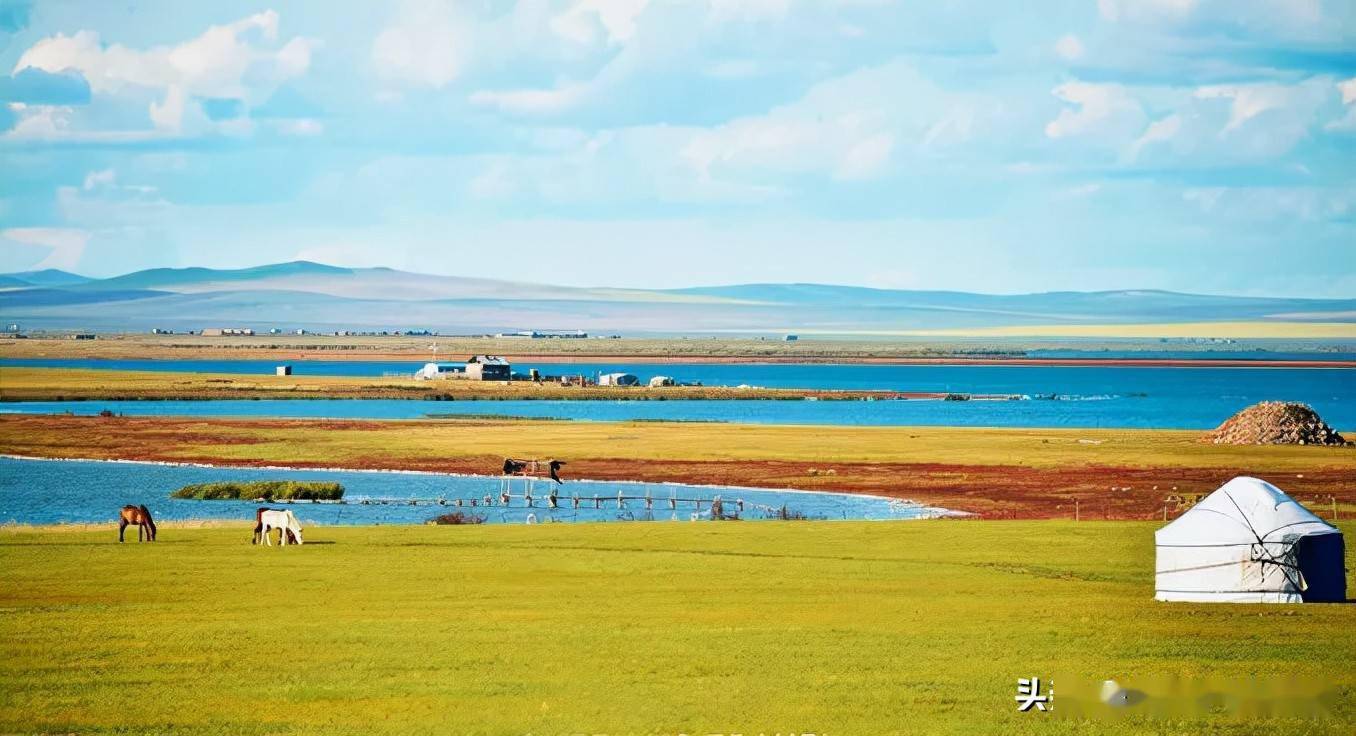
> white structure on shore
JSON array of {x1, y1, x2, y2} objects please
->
[{"x1": 415, "y1": 362, "x2": 464, "y2": 380}]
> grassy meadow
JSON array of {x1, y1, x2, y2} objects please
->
[
  {"x1": 0, "y1": 366, "x2": 910, "y2": 401},
  {"x1": 2, "y1": 520, "x2": 1353, "y2": 735},
  {"x1": 5, "y1": 413, "x2": 1353, "y2": 471}
]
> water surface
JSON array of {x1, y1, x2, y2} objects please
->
[
  {"x1": 0, "y1": 457, "x2": 938, "y2": 526},
  {"x1": 3, "y1": 359, "x2": 1351, "y2": 429}
]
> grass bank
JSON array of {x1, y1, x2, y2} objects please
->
[
  {"x1": 3, "y1": 414, "x2": 1353, "y2": 518},
  {"x1": 0, "y1": 367, "x2": 935, "y2": 402},
  {"x1": 1, "y1": 521, "x2": 1351, "y2": 735}
]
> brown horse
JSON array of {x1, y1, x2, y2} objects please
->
[{"x1": 118, "y1": 505, "x2": 157, "y2": 542}]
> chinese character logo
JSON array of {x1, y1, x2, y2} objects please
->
[{"x1": 1016, "y1": 677, "x2": 1053, "y2": 712}]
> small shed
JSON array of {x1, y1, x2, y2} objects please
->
[
  {"x1": 599, "y1": 372, "x2": 639, "y2": 387},
  {"x1": 466, "y1": 355, "x2": 511, "y2": 381},
  {"x1": 275, "y1": 365, "x2": 292, "y2": 376}
]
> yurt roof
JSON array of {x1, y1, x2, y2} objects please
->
[{"x1": 1155, "y1": 477, "x2": 1338, "y2": 547}]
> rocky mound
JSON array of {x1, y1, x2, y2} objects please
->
[{"x1": 1204, "y1": 401, "x2": 1348, "y2": 446}]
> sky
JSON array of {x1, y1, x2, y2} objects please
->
[{"x1": 0, "y1": 0, "x2": 1354, "y2": 297}]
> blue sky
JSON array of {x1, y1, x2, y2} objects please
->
[{"x1": 0, "y1": 0, "x2": 1353, "y2": 296}]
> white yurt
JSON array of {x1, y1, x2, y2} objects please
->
[{"x1": 1155, "y1": 477, "x2": 1346, "y2": 603}]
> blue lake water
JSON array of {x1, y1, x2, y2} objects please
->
[
  {"x1": 2, "y1": 359, "x2": 1352, "y2": 429},
  {"x1": 0, "y1": 457, "x2": 940, "y2": 526}
]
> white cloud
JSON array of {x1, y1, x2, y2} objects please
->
[
  {"x1": 82, "y1": 169, "x2": 115, "y2": 190},
  {"x1": 371, "y1": 0, "x2": 468, "y2": 89},
  {"x1": 1339, "y1": 77, "x2": 1356, "y2": 106},
  {"x1": 1054, "y1": 34, "x2": 1085, "y2": 61},
  {"x1": 278, "y1": 118, "x2": 323, "y2": 136},
  {"x1": 1044, "y1": 82, "x2": 1146, "y2": 142},
  {"x1": 15, "y1": 11, "x2": 315, "y2": 102},
  {"x1": 836, "y1": 134, "x2": 894, "y2": 180},
  {"x1": 1092, "y1": 78, "x2": 1338, "y2": 164},
  {"x1": 149, "y1": 85, "x2": 187, "y2": 132},
  {"x1": 1189, "y1": 80, "x2": 1331, "y2": 156},
  {"x1": 1196, "y1": 83, "x2": 1296, "y2": 133},
  {"x1": 550, "y1": 0, "x2": 649, "y2": 46},
  {"x1": 1, "y1": 227, "x2": 90, "y2": 270},
  {"x1": 680, "y1": 61, "x2": 997, "y2": 184},
  {"x1": 11, "y1": 11, "x2": 314, "y2": 140},
  {"x1": 469, "y1": 83, "x2": 589, "y2": 115},
  {"x1": 7, "y1": 104, "x2": 73, "y2": 138},
  {"x1": 57, "y1": 169, "x2": 167, "y2": 227},
  {"x1": 1326, "y1": 77, "x2": 1356, "y2": 131},
  {"x1": 1127, "y1": 113, "x2": 1181, "y2": 160}
]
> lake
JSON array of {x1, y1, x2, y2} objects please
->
[
  {"x1": 0, "y1": 456, "x2": 943, "y2": 526},
  {"x1": 2, "y1": 359, "x2": 1352, "y2": 428}
]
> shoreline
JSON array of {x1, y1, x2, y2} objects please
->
[
  {"x1": 0, "y1": 452, "x2": 942, "y2": 507},
  {"x1": 4, "y1": 414, "x2": 1352, "y2": 520}
]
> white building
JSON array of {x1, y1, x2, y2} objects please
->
[
  {"x1": 598, "y1": 372, "x2": 639, "y2": 386},
  {"x1": 415, "y1": 362, "x2": 465, "y2": 380}
]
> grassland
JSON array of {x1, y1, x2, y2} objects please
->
[
  {"x1": 905, "y1": 321, "x2": 1356, "y2": 339},
  {"x1": 4, "y1": 414, "x2": 1353, "y2": 519},
  {"x1": 1, "y1": 521, "x2": 1352, "y2": 735},
  {"x1": 0, "y1": 367, "x2": 930, "y2": 402}
]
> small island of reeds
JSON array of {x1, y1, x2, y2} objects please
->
[{"x1": 171, "y1": 480, "x2": 345, "y2": 501}]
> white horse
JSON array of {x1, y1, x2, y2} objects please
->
[{"x1": 258, "y1": 509, "x2": 304, "y2": 546}]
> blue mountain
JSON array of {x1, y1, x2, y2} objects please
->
[{"x1": 2, "y1": 261, "x2": 1352, "y2": 334}]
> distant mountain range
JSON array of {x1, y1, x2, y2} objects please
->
[{"x1": 1, "y1": 261, "x2": 1353, "y2": 335}]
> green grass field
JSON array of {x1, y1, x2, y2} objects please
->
[{"x1": 2, "y1": 521, "x2": 1352, "y2": 735}]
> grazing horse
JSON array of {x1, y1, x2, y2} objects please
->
[
  {"x1": 257, "y1": 509, "x2": 304, "y2": 546},
  {"x1": 251, "y1": 507, "x2": 299, "y2": 545},
  {"x1": 118, "y1": 505, "x2": 157, "y2": 542}
]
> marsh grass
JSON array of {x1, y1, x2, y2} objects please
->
[{"x1": 170, "y1": 480, "x2": 344, "y2": 501}]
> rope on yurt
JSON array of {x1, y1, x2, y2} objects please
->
[{"x1": 1221, "y1": 491, "x2": 1307, "y2": 593}]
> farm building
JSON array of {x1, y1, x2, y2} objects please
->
[
  {"x1": 201, "y1": 328, "x2": 254, "y2": 336},
  {"x1": 465, "y1": 355, "x2": 511, "y2": 381},
  {"x1": 496, "y1": 330, "x2": 588, "y2": 339},
  {"x1": 415, "y1": 362, "x2": 465, "y2": 380},
  {"x1": 599, "y1": 372, "x2": 639, "y2": 387},
  {"x1": 648, "y1": 376, "x2": 676, "y2": 387}
]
